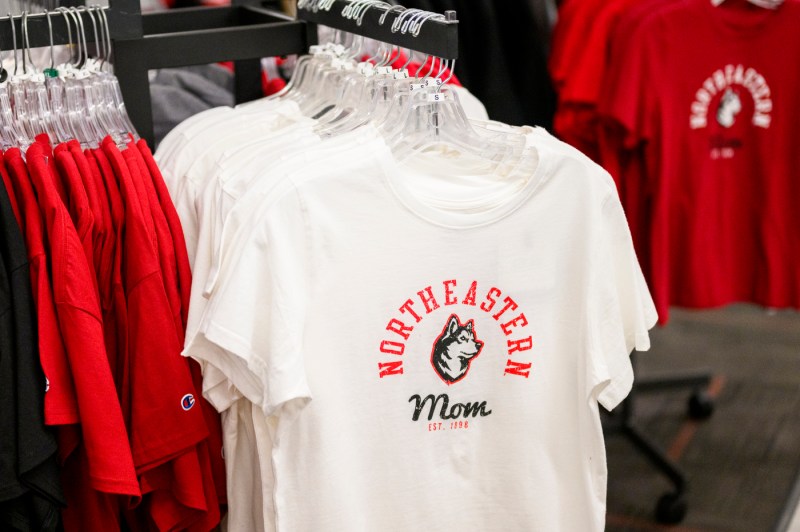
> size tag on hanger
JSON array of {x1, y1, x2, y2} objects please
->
[
  {"x1": 425, "y1": 78, "x2": 443, "y2": 88},
  {"x1": 393, "y1": 69, "x2": 409, "y2": 80},
  {"x1": 376, "y1": 66, "x2": 393, "y2": 75},
  {"x1": 410, "y1": 83, "x2": 426, "y2": 91},
  {"x1": 426, "y1": 92, "x2": 452, "y2": 102}
]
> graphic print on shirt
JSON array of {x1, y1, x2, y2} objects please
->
[
  {"x1": 689, "y1": 64, "x2": 773, "y2": 159},
  {"x1": 377, "y1": 280, "x2": 534, "y2": 431},
  {"x1": 431, "y1": 314, "x2": 483, "y2": 385}
]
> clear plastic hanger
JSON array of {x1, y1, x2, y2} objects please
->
[
  {"x1": 18, "y1": 10, "x2": 63, "y2": 145},
  {"x1": 44, "y1": 8, "x2": 81, "y2": 143},
  {"x1": 314, "y1": 4, "x2": 414, "y2": 135},
  {"x1": 95, "y1": 5, "x2": 139, "y2": 140},
  {"x1": 0, "y1": 23, "x2": 19, "y2": 149},
  {"x1": 376, "y1": 12, "x2": 528, "y2": 177},
  {"x1": 80, "y1": 6, "x2": 118, "y2": 139},
  {"x1": 5, "y1": 13, "x2": 33, "y2": 147},
  {"x1": 9, "y1": 13, "x2": 34, "y2": 144},
  {"x1": 61, "y1": 6, "x2": 111, "y2": 147},
  {"x1": 309, "y1": 1, "x2": 392, "y2": 127}
]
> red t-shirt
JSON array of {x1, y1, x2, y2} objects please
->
[
  {"x1": 3, "y1": 148, "x2": 79, "y2": 428},
  {"x1": 90, "y1": 147, "x2": 129, "y2": 400},
  {"x1": 599, "y1": 0, "x2": 800, "y2": 320},
  {"x1": 52, "y1": 142, "x2": 101, "y2": 301},
  {"x1": 68, "y1": 141, "x2": 114, "y2": 307},
  {"x1": 123, "y1": 143, "x2": 183, "y2": 343},
  {"x1": 101, "y1": 137, "x2": 214, "y2": 531},
  {"x1": 135, "y1": 139, "x2": 228, "y2": 509},
  {"x1": 25, "y1": 140, "x2": 140, "y2": 531},
  {"x1": 83, "y1": 149, "x2": 120, "y2": 381},
  {"x1": 0, "y1": 153, "x2": 21, "y2": 227}
]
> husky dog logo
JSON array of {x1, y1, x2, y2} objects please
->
[
  {"x1": 716, "y1": 88, "x2": 742, "y2": 128},
  {"x1": 431, "y1": 314, "x2": 483, "y2": 385}
]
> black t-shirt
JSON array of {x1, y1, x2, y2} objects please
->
[{"x1": 0, "y1": 175, "x2": 63, "y2": 531}]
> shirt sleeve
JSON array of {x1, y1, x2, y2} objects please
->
[
  {"x1": 200, "y1": 185, "x2": 311, "y2": 418},
  {"x1": 587, "y1": 192, "x2": 658, "y2": 411}
]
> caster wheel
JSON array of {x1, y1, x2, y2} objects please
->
[
  {"x1": 655, "y1": 492, "x2": 687, "y2": 524},
  {"x1": 688, "y1": 390, "x2": 714, "y2": 419}
]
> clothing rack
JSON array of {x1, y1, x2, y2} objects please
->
[{"x1": 0, "y1": 0, "x2": 460, "y2": 145}]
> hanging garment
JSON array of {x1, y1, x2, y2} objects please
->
[
  {"x1": 157, "y1": 32, "x2": 656, "y2": 529},
  {"x1": 595, "y1": 0, "x2": 800, "y2": 321}
]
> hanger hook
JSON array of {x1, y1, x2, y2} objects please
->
[
  {"x1": 57, "y1": 7, "x2": 78, "y2": 68},
  {"x1": 81, "y1": 6, "x2": 102, "y2": 68},
  {"x1": 45, "y1": 10, "x2": 55, "y2": 71},
  {"x1": 98, "y1": 5, "x2": 113, "y2": 69},
  {"x1": 22, "y1": 11, "x2": 39, "y2": 74},
  {"x1": 439, "y1": 58, "x2": 455, "y2": 89},
  {"x1": 21, "y1": 12, "x2": 28, "y2": 74},
  {"x1": 73, "y1": 7, "x2": 90, "y2": 69},
  {"x1": 379, "y1": 4, "x2": 405, "y2": 26},
  {"x1": 8, "y1": 13, "x2": 18, "y2": 77}
]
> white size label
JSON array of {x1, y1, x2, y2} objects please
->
[{"x1": 426, "y1": 92, "x2": 451, "y2": 102}]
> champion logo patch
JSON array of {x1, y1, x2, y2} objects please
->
[{"x1": 181, "y1": 393, "x2": 196, "y2": 411}]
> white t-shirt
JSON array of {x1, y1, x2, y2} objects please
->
[{"x1": 200, "y1": 130, "x2": 657, "y2": 531}]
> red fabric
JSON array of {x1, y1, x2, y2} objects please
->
[
  {"x1": 4, "y1": 148, "x2": 79, "y2": 428},
  {"x1": 136, "y1": 139, "x2": 228, "y2": 508},
  {"x1": 598, "y1": 0, "x2": 800, "y2": 320},
  {"x1": 0, "y1": 153, "x2": 21, "y2": 227},
  {"x1": 124, "y1": 143, "x2": 183, "y2": 340},
  {"x1": 52, "y1": 142, "x2": 101, "y2": 301},
  {"x1": 25, "y1": 140, "x2": 139, "y2": 530},
  {"x1": 83, "y1": 150, "x2": 120, "y2": 381},
  {"x1": 263, "y1": 74, "x2": 287, "y2": 97},
  {"x1": 91, "y1": 147, "x2": 130, "y2": 408},
  {"x1": 101, "y1": 137, "x2": 213, "y2": 531}
]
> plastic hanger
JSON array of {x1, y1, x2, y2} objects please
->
[
  {"x1": 314, "y1": 5, "x2": 414, "y2": 135},
  {"x1": 42, "y1": 9, "x2": 74, "y2": 144},
  {"x1": 0, "y1": 24, "x2": 18, "y2": 149},
  {"x1": 45, "y1": 8, "x2": 81, "y2": 143},
  {"x1": 80, "y1": 6, "x2": 118, "y2": 140},
  {"x1": 5, "y1": 13, "x2": 33, "y2": 147},
  {"x1": 309, "y1": 1, "x2": 393, "y2": 127},
  {"x1": 18, "y1": 10, "x2": 64, "y2": 145},
  {"x1": 95, "y1": 6, "x2": 139, "y2": 140},
  {"x1": 375, "y1": 10, "x2": 527, "y2": 177},
  {"x1": 56, "y1": 7, "x2": 99, "y2": 146}
]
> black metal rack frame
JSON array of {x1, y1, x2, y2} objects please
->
[{"x1": 296, "y1": 0, "x2": 458, "y2": 59}]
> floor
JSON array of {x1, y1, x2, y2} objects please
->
[{"x1": 605, "y1": 305, "x2": 800, "y2": 531}]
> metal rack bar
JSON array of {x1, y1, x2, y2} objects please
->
[{"x1": 296, "y1": 0, "x2": 458, "y2": 59}]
